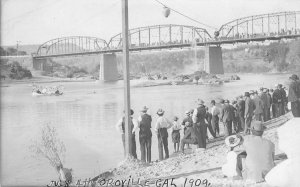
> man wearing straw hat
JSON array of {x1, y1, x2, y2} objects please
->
[
  {"x1": 138, "y1": 106, "x2": 152, "y2": 163},
  {"x1": 236, "y1": 121, "x2": 275, "y2": 183},
  {"x1": 154, "y1": 108, "x2": 173, "y2": 160}
]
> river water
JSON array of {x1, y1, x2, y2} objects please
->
[{"x1": 0, "y1": 73, "x2": 290, "y2": 186}]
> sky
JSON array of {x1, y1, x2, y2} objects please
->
[{"x1": 1, "y1": 0, "x2": 300, "y2": 46}]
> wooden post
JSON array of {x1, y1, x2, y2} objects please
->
[{"x1": 121, "y1": 0, "x2": 132, "y2": 158}]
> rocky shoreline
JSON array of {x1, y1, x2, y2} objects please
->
[{"x1": 91, "y1": 113, "x2": 292, "y2": 187}]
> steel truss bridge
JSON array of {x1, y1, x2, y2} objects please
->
[{"x1": 33, "y1": 11, "x2": 300, "y2": 59}]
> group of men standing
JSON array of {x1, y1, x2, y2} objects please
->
[{"x1": 115, "y1": 74, "x2": 300, "y2": 162}]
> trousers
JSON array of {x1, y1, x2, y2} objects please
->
[
  {"x1": 291, "y1": 101, "x2": 300, "y2": 117},
  {"x1": 139, "y1": 136, "x2": 151, "y2": 163},
  {"x1": 122, "y1": 133, "x2": 137, "y2": 159}
]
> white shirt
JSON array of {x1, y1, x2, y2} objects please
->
[
  {"x1": 211, "y1": 105, "x2": 220, "y2": 116},
  {"x1": 115, "y1": 117, "x2": 139, "y2": 134},
  {"x1": 172, "y1": 121, "x2": 181, "y2": 131},
  {"x1": 154, "y1": 116, "x2": 173, "y2": 133}
]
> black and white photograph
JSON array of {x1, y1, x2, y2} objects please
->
[{"x1": 1, "y1": 0, "x2": 300, "y2": 186}]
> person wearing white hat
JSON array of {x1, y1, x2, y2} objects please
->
[
  {"x1": 154, "y1": 109, "x2": 173, "y2": 160},
  {"x1": 138, "y1": 106, "x2": 152, "y2": 163},
  {"x1": 222, "y1": 135, "x2": 243, "y2": 178}
]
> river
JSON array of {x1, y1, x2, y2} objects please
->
[{"x1": 0, "y1": 73, "x2": 290, "y2": 186}]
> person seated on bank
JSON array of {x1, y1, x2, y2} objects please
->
[
  {"x1": 235, "y1": 121, "x2": 275, "y2": 183},
  {"x1": 222, "y1": 134, "x2": 244, "y2": 179},
  {"x1": 171, "y1": 116, "x2": 181, "y2": 153},
  {"x1": 180, "y1": 121, "x2": 198, "y2": 154},
  {"x1": 115, "y1": 109, "x2": 138, "y2": 159}
]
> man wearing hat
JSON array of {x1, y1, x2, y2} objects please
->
[
  {"x1": 253, "y1": 91, "x2": 264, "y2": 121},
  {"x1": 272, "y1": 84, "x2": 282, "y2": 118},
  {"x1": 138, "y1": 106, "x2": 152, "y2": 163},
  {"x1": 154, "y1": 109, "x2": 173, "y2": 160},
  {"x1": 116, "y1": 109, "x2": 138, "y2": 159},
  {"x1": 220, "y1": 99, "x2": 234, "y2": 136},
  {"x1": 244, "y1": 92, "x2": 255, "y2": 135},
  {"x1": 192, "y1": 99, "x2": 207, "y2": 148},
  {"x1": 210, "y1": 100, "x2": 220, "y2": 137},
  {"x1": 288, "y1": 74, "x2": 300, "y2": 117},
  {"x1": 278, "y1": 84, "x2": 287, "y2": 116},
  {"x1": 235, "y1": 121, "x2": 275, "y2": 183},
  {"x1": 237, "y1": 96, "x2": 245, "y2": 132},
  {"x1": 259, "y1": 88, "x2": 269, "y2": 122}
]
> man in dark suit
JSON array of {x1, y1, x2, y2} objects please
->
[
  {"x1": 278, "y1": 84, "x2": 287, "y2": 116},
  {"x1": 288, "y1": 74, "x2": 300, "y2": 117},
  {"x1": 237, "y1": 96, "x2": 245, "y2": 132},
  {"x1": 244, "y1": 92, "x2": 255, "y2": 135},
  {"x1": 220, "y1": 99, "x2": 234, "y2": 137}
]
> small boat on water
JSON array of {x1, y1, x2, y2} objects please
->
[
  {"x1": 32, "y1": 84, "x2": 64, "y2": 97},
  {"x1": 32, "y1": 92, "x2": 63, "y2": 97}
]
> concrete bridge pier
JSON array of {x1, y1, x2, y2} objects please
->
[
  {"x1": 32, "y1": 58, "x2": 47, "y2": 71},
  {"x1": 204, "y1": 46, "x2": 224, "y2": 74},
  {"x1": 99, "y1": 53, "x2": 118, "y2": 81}
]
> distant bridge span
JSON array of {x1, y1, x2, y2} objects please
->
[{"x1": 31, "y1": 11, "x2": 300, "y2": 80}]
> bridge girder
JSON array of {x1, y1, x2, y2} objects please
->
[
  {"x1": 217, "y1": 11, "x2": 300, "y2": 39},
  {"x1": 107, "y1": 24, "x2": 212, "y2": 49},
  {"x1": 35, "y1": 36, "x2": 108, "y2": 57}
]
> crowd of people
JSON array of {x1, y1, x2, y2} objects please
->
[{"x1": 115, "y1": 74, "x2": 300, "y2": 183}]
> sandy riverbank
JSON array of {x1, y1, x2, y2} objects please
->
[{"x1": 92, "y1": 113, "x2": 292, "y2": 187}]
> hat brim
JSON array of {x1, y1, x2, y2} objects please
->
[
  {"x1": 157, "y1": 111, "x2": 164, "y2": 115},
  {"x1": 225, "y1": 135, "x2": 241, "y2": 147},
  {"x1": 140, "y1": 109, "x2": 148, "y2": 112}
]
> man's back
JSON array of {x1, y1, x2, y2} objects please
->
[
  {"x1": 245, "y1": 97, "x2": 255, "y2": 117},
  {"x1": 221, "y1": 104, "x2": 233, "y2": 121},
  {"x1": 253, "y1": 95, "x2": 263, "y2": 114},
  {"x1": 243, "y1": 135, "x2": 275, "y2": 182}
]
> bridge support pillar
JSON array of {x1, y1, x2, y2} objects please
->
[
  {"x1": 204, "y1": 46, "x2": 224, "y2": 74},
  {"x1": 99, "y1": 53, "x2": 118, "y2": 81},
  {"x1": 32, "y1": 58, "x2": 47, "y2": 71}
]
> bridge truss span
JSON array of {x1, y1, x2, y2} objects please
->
[
  {"x1": 217, "y1": 11, "x2": 300, "y2": 41},
  {"x1": 107, "y1": 24, "x2": 212, "y2": 49},
  {"x1": 34, "y1": 36, "x2": 108, "y2": 57}
]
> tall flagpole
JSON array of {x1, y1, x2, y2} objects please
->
[{"x1": 121, "y1": 0, "x2": 132, "y2": 158}]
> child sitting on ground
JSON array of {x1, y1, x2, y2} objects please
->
[{"x1": 222, "y1": 134, "x2": 244, "y2": 179}]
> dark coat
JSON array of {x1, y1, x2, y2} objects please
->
[
  {"x1": 245, "y1": 97, "x2": 255, "y2": 117},
  {"x1": 182, "y1": 126, "x2": 198, "y2": 144},
  {"x1": 237, "y1": 99, "x2": 245, "y2": 117},
  {"x1": 220, "y1": 104, "x2": 234, "y2": 122},
  {"x1": 272, "y1": 89, "x2": 282, "y2": 104},
  {"x1": 288, "y1": 80, "x2": 299, "y2": 102},
  {"x1": 253, "y1": 95, "x2": 264, "y2": 114}
]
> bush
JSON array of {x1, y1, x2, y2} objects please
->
[{"x1": 9, "y1": 61, "x2": 32, "y2": 79}]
